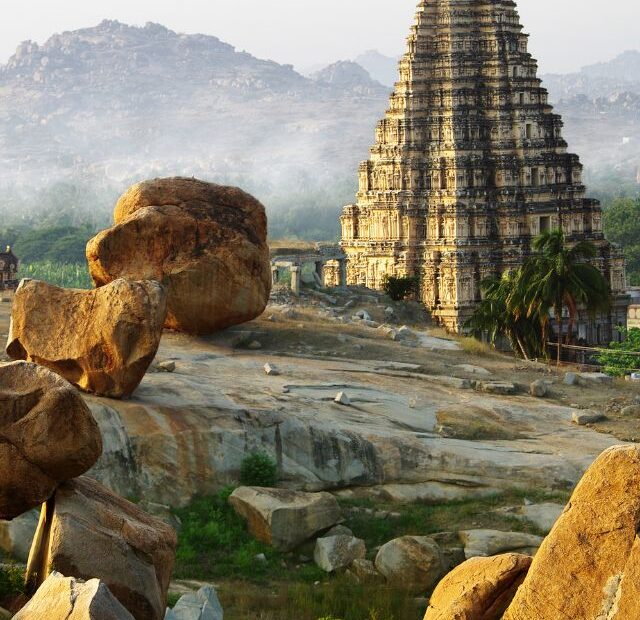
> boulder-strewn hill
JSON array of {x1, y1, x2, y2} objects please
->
[{"x1": 0, "y1": 21, "x2": 390, "y2": 208}]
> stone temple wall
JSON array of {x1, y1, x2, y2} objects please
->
[{"x1": 340, "y1": 0, "x2": 629, "y2": 338}]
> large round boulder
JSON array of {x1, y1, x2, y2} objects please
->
[
  {"x1": 424, "y1": 553, "x2": 532, "y2": 620},
  {"x1": 504, "y1": 445, "x2": 640, "y2": 619},
  {"x1": 86, "y1": 177, "x2": 271, "y2": 334},
  {"x1": 0, "y1": 362, "x2": 102, "y2": 520},
  {"x1": 7, "y1": 278, "x2": 167, "y2": 399},
  {"x1": 375, "y1": 535, "x2": 444, "y2": 594}
]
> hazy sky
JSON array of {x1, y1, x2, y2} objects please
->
[{"x1": 0, "y1": 1, "x2": 638, "y2": 74}]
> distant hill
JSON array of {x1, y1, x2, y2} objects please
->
[
  {"x1": 310, "y1": 60, "x2": 388, "y2": 95},
  {"x1": 353, "y1": 50, "x2": 399, "y2": 87}
]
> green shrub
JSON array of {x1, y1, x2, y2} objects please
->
[
  {"x1": 240, "y1": 451, "x2": 278, "y2": 487},
  {"x1": 20, "y1": 261, "x2": 93, "y2": 289},
  {"x1": 382, "y1": 275, "x2": 419, "y2": 301},
  {"x1": 0, "y1": 563, "x2": 24, "y2": 601},
  {"x1": 596, "y1": 328, "x2": 640, "y2": 376}
]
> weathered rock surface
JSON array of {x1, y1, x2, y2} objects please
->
[
  {"x1": 504, "y1": 445, "x2": 640, "y2": 619},
  {"x1": 571, "y1": 409, "x2": 605, "y2": 426},
  {"x1": 7, "y1": 278, "x2": 167, "y2": 398},
  {"x1": 529, "y1": 380, "x2": 548, "y2": 398},
  {"x1": 424, "y1": 554, "x2": 532, "y2": 620},
  {"x1": 0, "y1": 361, "x2": 102, "y2": 519},
  {"x1": 14, "y1": 571, "x2": 134, "y2": 620},
  {"x1": 459, "y1": 530, "x2": 543, "y2": 560},
  {"x1": 27, "y1": 477, "x2": 177, "y2": 620},
  {"x1": 435, "y1": 406, "x2": 525, "y2": 441},
  {"x1": 0, "y1": 509, "x2": 39, "y2": 561},
  {"x1": 87, "y1": 178, "x2": 271, "y2": 335},
  {"x1": 228, "y1": 487, "x2": 341, "y2": 551},
  {"x1": 164, "y1": 585, "x2": 223, "y2": 620},
  {"x1": 346, "y1": 558, "x2": 384, "y2": 584},
  {"x1": 314, "y1": 534, "x2": 366, "y2": 572},
  {"x1": 375, "y1": 536, "x2": 444, "y2": 593},
  {"x1": 512, "y1": 503, "x2": 564, "y2": 534}
]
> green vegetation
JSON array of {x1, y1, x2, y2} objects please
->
[
  {"x1": 20, "y1": 261, "x2": 93, "y2": 289},
  {"x1": 603, "y1": 196, "x2": 640, "y2": 286},
  {"x1": 0, "y1": 563, "x2": 25, "y2": 604},
  {"x1": 596, "y1": 328, "x2": 640, "y2": 376},
  {"x1": 467, "y1": 230, "x2": 611, "y2": 363},
  {"x1": 382, "y1": 275, "x2": 420, "y2": 302},
  {"x1": 240, "y1": 452, "x2": 279, "y2": 487}
]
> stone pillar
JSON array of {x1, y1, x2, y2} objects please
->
[
  {"x1": 271, "y1": 265, "x2": 279, "y2": 286},
  {"x1": 290, "y1": 266, "x2": 301, "y2": 296},
  {"x1": 338, "y1": 260, "x2": 347, "y2": 288}
]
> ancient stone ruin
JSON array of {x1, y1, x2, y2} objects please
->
[{"x1": 340, "y1": 0, "x2": 629, "y2": 339}]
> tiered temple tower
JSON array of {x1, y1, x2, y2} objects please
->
[{"x1": 340, "y1": 0, "x2": 629, "y2": 339}]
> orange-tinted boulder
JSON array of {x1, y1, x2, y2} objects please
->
[
  {"x1": 7, "y1": 278, "x2": 167, "y2": 398},
  {"x1": 0, "y1": 362, "x2": 102, "y2": 519},
  {"x1": 424, "y1": 553, "x2": 532, "y2": 620},
  {"x1": 504, "y1": 445, "x2": 640, "y2": 619},
  {"x1": 87, "y1": 177, "x2": 271, "y2": 334}
]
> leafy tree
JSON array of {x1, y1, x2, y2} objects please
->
[
  {"x1": 603, "y1": 196, "x2": 640, "y2": 286},
  {"x1": 519, "y1": 230, "x2": 611, "y2": 364},
  {"x1": 596, "y1": 328, "x2": 640, "y2": 377},
  {"x1": 382, "y1": 275, "x2": 419, "y2": 301}
]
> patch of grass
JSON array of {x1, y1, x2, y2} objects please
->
[
  {"x1": 0, "y1": 563, "x2": 24, "y2": 604},
  {"x1": 221, "y1": 576, "x2": 423, "y2": 620},
  {"x1": 459, "y1": 336, "x2": 492, "y2": 356},
  {"x1": 340, "y1": 489, "x2": 570, "y2": 550}
]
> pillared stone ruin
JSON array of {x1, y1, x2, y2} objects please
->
[{"x1": 340, "y1": 0, "x2": 629, "y2": 340}]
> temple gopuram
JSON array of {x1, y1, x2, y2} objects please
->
[{"x1": 340, "y1": 0, "x2": 629, "y2": 341}]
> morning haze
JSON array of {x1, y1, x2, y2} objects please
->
[{"x1": 1, "y1": 0, "x2": 638, "y2": 73}]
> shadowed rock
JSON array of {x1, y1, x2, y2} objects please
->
[
  {"x1": 0, "y1": 361, "x2": 102, "y2": 520},
  {"x1": 7, "y1": 278, "x2": 167, "y2": 399},
  {"x1": 26, "y1": 477, "x2": 177, "y2": 620},
  {"x1": 87, "y1": 177, "x2": 271, "y2": 335}
]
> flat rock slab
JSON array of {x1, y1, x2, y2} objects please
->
[
  {"x1": 572, "y1": 410, "x2": 605, "y2": 426},
  {"x1": 459, "y1": 529, "x2": 544, "y2": 560},
  {"x1": 229, "y1": 487, "x2": 341, "y2": 552}
]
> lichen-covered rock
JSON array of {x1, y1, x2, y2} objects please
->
[
  {"x1": 424, "y1": 554, "x2": 532, "y2": 620},
  {"x1": 26, "y1": 477, "x2": 177, "y2": 620},
  {"x1": 504, "y1": 445, "x2": 640, "y2": 619},
  {"x1": 7, "y1": 278, "x2": 167, "y2": 398},
  {"x1": 87, "y1": 178, "x2": 271, "y2": 334},
  {"x1": 375, "y1": 536, "x2": 444, "y2": 594},
  {"x1": 14, "y1": 571, "x2": 134, "y2": 619},
  {"x1": 0, "y1": 361, "x2": 102, "y2": 520},
  {"x1": 228, "y1": 487, "x2": 341, "y2": 552}
]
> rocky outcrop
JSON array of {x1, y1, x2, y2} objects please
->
[
  {"x1": 164, "y1": 585, "x2": 223, "y2": 620},
  {"x1": 87, "y1": 178, "x2": 271, "y2": 334},
  {"x1": 228, "y1": 487, "x2": 341, "y2": 551},
  {"x1": 314, "y1": 534, "x2": 366, "y2": 572},
  {"x1": 504, "y1": 445, "x2": 640, "y2": 619},
  {"x1": 424, "y1": 554, "x2": 532, "y2": 620},
  {"x1": 7, "y1": 278, "x2": 167, "y2": 398},
  {"x1": 14, "y1": 572, "x2": 134, "y2": 619},
  {"x1": 0, "y1": 361, "x2": 102, "y2": 519},
  {"x1": 375, "y1": 536, "x2": 444, "y2": 593},
  {"x1": 26, "y1": 477, "x2": 177, "y2": 620}
]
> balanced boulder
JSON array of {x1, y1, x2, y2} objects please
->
[
  {"x1": 86, "y1": 178, "x2": 271, "y2": 334},
  {"x1": 228, "y1": 487, "x2": 341, "y2": 551},
  {"x1": 26, "y1": 477, "x2": 177, "y2": 620},
  {"x1": 0, "y1": 362, "x2": 102, "y2": 520},
  {"x1": 375, "y1": 536, "x2": 444, "y2": 593},
  {"x1": 504, "y1": 445, "x2": 640, "y2": 619},
  {"x1": 424, "y1": 554, "x2": 532, "y2": 620},
  {"x1": 7, "y1": 278, "x2": 167, "y2": 398},
  {"x1": 14, "y1": 572, "x2": 134, "y2": 620}
]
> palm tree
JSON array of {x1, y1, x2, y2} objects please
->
[
  {"x1": 519, "y1": 230, "x2": 611, "y2": 365},
  {"x1": 466, "y1": 271, "x2": 544, "y2": 360}
]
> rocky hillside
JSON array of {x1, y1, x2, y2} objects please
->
[{"x1": 0, "y1": 20, "x2": 389, "y2": 193}]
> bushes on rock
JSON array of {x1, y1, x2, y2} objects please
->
[
  {"x1": 240, "y1": 451, "x2": 278, "y2": 487},
  {"x1": 382, "y1": 275, "x2": 419, "y2": 302},
  {"x1": 596, "y1": 328, "x2": 640, "y2": 376},
  {"x1": 0, "y1": 563, "x2": 24, "y2": 604}
]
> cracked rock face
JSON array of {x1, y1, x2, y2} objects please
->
[
  {"x1": 0, "y1": 361, "x2": 102, "y2": 520},
  {"x1": 86, "y1": 177, "x2": 271, "y2": 335},
  {"x1": 6, "y1": 278, "x2": 167, "y2": 399},
  {"x1": 424, "y1": 553, "x2": 532, "y2": 620},
  {"x1": 26, "y1": 477, "x2": 177, "y2": 620},
  {"x1": 14, "y1": 571, "x2": 134, "y2": 620},
  {"x1": 504, "y1": 445, "x2": 640, "y2": 619}
]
